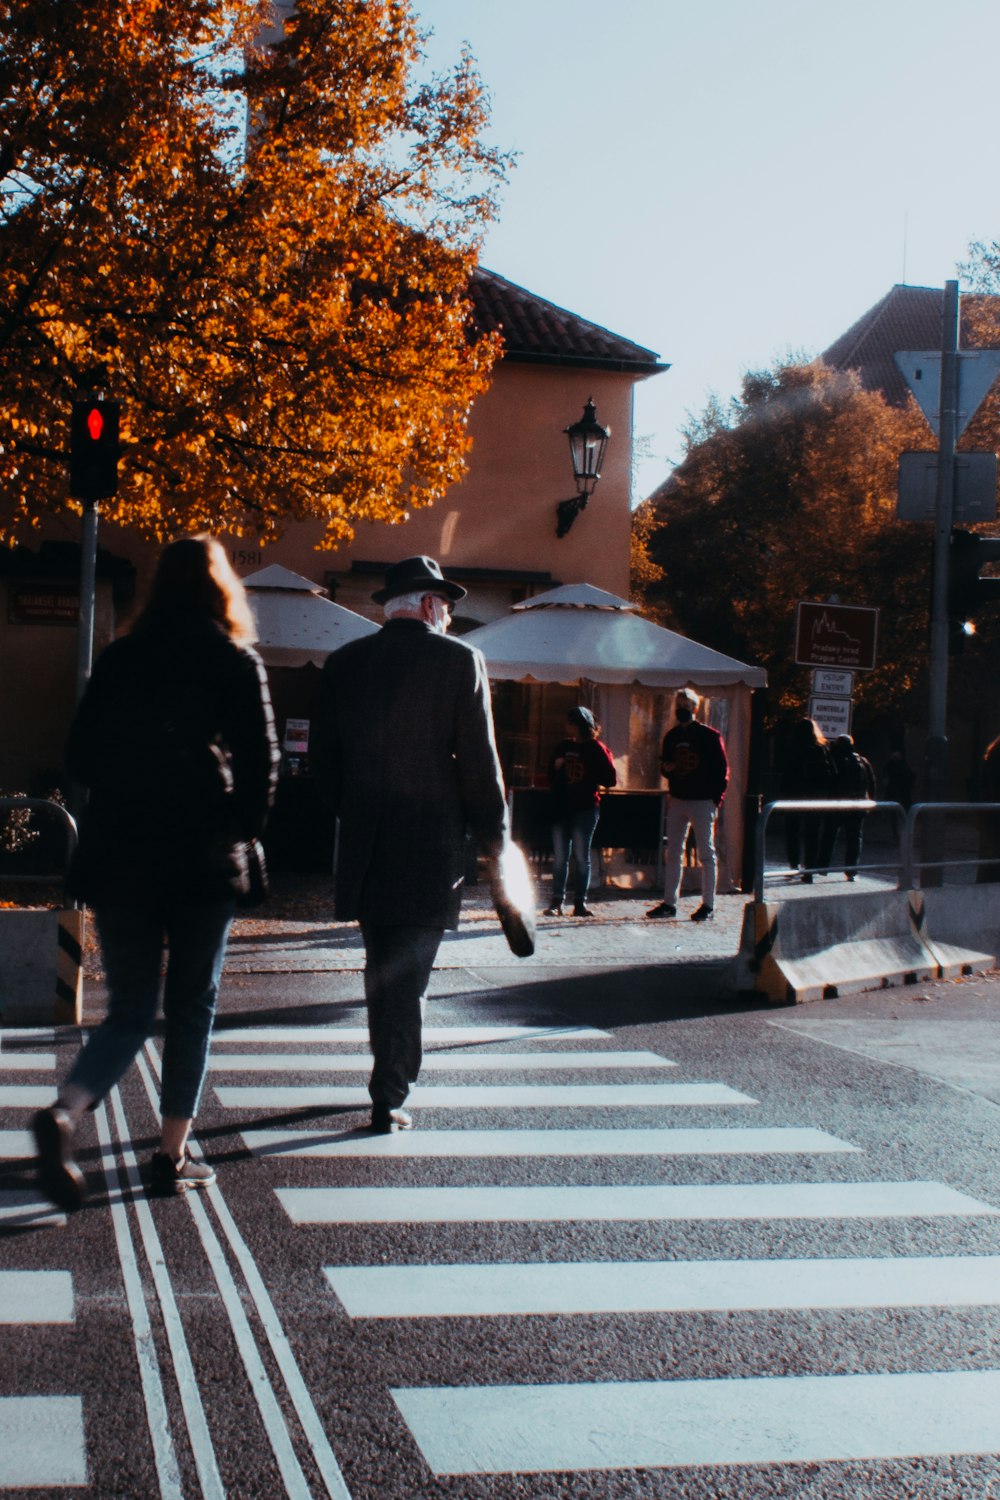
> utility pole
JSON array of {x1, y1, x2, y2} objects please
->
[{"x1": 925, "y1": 279, "x2": 960, "y2": 803}]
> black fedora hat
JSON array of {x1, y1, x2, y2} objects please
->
[{"x1": 372, "y1": 555, "x2": 467, "y2": 605}]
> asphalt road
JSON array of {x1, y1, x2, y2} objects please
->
[{"x1": 3, "y1": 899, "x2": 1000, "y2": 1499}]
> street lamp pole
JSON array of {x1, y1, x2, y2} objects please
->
[{"x1": 925, "y1": 279, "x2": 960, "y2": 803}]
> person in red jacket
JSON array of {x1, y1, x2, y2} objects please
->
[
  {"x1": 647, "y1": 688, "x2": 729, "y2": 922},
  {"x1": 544, "y1": 706, "x2": 617, "y2": 918}
]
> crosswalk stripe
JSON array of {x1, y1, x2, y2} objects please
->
[
  {"x1": 215, "y1": 1082, "x2": 755, "y2": 1110},
  {"x1": 0, "y1": 1189, "x2": 66, "y2": 1229},
  {"x1": 0, "y1": 1028, "x2": 54, "y2": 1043},
  {"x1": 0, "y1": 1270, "x2": 74, "y2": 1323},
  {"x1": 326, "y1": 1254, "x2": 1000, "y2": 1318},
  {"x1": 0, "y1": 1085, "x2": 55, "y2": 1108},
  {"x1": 392, "y1": 1369, "x2": 1000, "y2": 1473},
  {"x1": 277, "y1": 1180, "x2": 994, "y2": 1225},
  {"x1": 212, "y1": 1025, "x2": 609, "y2": 1045},
  {"x1": 0, "y1": 1397, "x2": 86, "y2": 1486},
  {"x1": 0, "y1": 1128, "x2": 34, "y2": 1158},
  {"x1": 242, "y1": 1125, "x2": 858, "y2": 1159},
  {"x1": 208, "y1": 1050, "x2": 674, "y2": 1073},
  {"x1": 0, "y1": 1053, "x2": 55, "y2": 1070}
]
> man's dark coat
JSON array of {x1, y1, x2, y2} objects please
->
[{"x1": 315, "y1": 618, "x2": 508, "y2": 929}]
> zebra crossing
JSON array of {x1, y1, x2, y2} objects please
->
[
  {"x1": 209, "y1": 1019, "x2": 1000, "y2": 1485},
  {"x1": 0, "y1": 1029, "x2": 88, "y2": 1490}
]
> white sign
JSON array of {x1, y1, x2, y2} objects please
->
[
  {"x1": 809, "y1": 695, "x2": 852, "y2": 740},
  {"x1": 893, "y1": 350, "x2": 1000, "y2": 440},
  {"x1": 283, "y1": 717, "x2": 310, "y2": 753},
  {"x1": 811, "y1": 669, "x2": 853, "y2": 698},
  {"x1": 896, "y1": 450, "x2": 998, "y2": 523}
]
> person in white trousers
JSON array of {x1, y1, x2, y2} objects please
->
[{"x1": 647, "y1": 689, "x2": 729, "y2": 922}]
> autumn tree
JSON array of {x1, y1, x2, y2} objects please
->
[
  {"x1": 631, "y1": 361, "x2": 932, "y2": 727},
  {"x1": 0, "y1": 0, "x2": 511, "y2": 546}
]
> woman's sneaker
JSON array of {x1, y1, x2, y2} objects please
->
[
  {"x1": 32, "y1": 1106, "x2": 86, "y2": 1211},
  {"x1": 150, "y1": 1150, "x2": 216, "y2": 1196}
]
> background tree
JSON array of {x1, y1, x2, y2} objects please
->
[
  {"x1": 0, "y1": 0, "x2": 511, "y2": 546},
  {"x1": 632, "y1": 360, "x2": 931, "y2": 729}
]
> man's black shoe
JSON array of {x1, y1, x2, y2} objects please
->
[
  {"x1": 645, "y1": 902, "x2": 676, "y2": 919},
  {"x1": 370, "y1": 1104, "x2": 414, "y2": 1134},
  {"x1": 32, "y1": 1106, "x2": 86, "y2": 1212},
  {"x1": 573, "y1": 904, "x2": 595, "y2": 918},
  {"x1": 690, "y1": 904, "x2": 715, "y2": 922}
]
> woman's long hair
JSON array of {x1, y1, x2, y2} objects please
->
[{"x1": 133, "y1": 535, "x2": 256, "y2": 644}]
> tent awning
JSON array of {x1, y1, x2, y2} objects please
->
[
  {"x1": 464, "y1": 586, "x2": 766, "y2": 688},
  {"x1": 244, "y1": 565, "x2": 378, "y2": 668}
]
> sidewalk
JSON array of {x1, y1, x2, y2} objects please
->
[{"x1": 219, "y1": 876, "x2": 748, "y2": 976}]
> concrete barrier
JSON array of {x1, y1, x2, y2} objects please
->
[
  {"x1": 731, "y1": 891, "x2": 938, "y2": 1003},
  {"x1": 917, "y1": 886, "x2": 1000, "y2": 978},
  {"x1": 0, "y1": 908, "x2": 84, "y2": 1024}
]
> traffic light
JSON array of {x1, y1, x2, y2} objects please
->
[
  {"x1": 69, "y1": 399, "x2": 120, "y2": 502},
  {"x1": 947, "y1": 527, "x2": 1000, "y2": 650}
]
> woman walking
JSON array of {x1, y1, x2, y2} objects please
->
[
  {"x1": 544, "y1": 706, "x2": 617, "y2": 917},
  {"x1": 33, "y1": 536, "x2": 279, "y2": 1209}
]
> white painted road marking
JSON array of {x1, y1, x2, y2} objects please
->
[
  {"x1": 212, "y1": 1025, "x2": 609, "y2": 1045},
  {"x1": 0, "y1": 1397, "x2": 86, "y2": 1486},
  {"x1": 0, "y1": 1189, "x2": 66, "y2": 1229},
  {"x1": 242, "y1": 1125, "x2": 858, "y2": 1159},
  {"x1": 326, "y1": 1254, "x2": 1000, "y2": 1318},
  {"x1": 208, "y1": 1050, "x2": 674, "y2": 1072},
  {"x1": 0, "y1": 1128, "x2": 34, "y2": 1158},
  {"x1": 0, "y1": 1053, "x2": 55, "y2": 1070},
  {"x1": 0, "y1": 1085, "x2": 56, "y2": 1108},
  {"x1": 0, "y1": 1270, "x2": 74, "y2": 1323},
  {"x1": 215, "y1": 1082, "x2": 755, "y2": 1110},
  {"x1": 393, "y1": 1369, "x2": 1000, "y2": 1473},
  {"x1": 278, "y1": 1180, "x2": 994, "y2": 1225}
]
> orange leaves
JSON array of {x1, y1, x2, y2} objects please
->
[{"x1": 0, "y1": 0, "x2": 511, "y2": 547}]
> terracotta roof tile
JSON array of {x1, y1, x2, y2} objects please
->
[
  {"x1": 471, "y1": 267, "x2": 666, "y2": 376},
  {"x1": 821, "y1": 284, "x2": 1000, "y2": 405}
]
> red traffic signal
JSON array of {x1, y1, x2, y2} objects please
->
[{"x1": 70, "y1": 400, "x2": 120, "y2": 501}]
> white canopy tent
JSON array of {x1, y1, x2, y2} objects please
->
[
  {"x1": 243, "y1": 564, "x2": 378, "y2": 668},
  {"x1": 464, "y1": 583, "x2": 766, "y2": 892},
  {"x1": 465, "y1": 583, "x2": 766, "y2": 688}
]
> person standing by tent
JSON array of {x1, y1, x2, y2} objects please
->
[
  {"x1": 647, "y1": 689, "x2": 729, "y2": 921},
  {"x1": 543, "y1": 706, "x2": 617, "y2": 918}
]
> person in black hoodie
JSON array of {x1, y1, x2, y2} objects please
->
[
  {"x1": 32, "y1": 536, "x2": 279, "y2": 1210},
  {"x1": 544, "y1": 706, "x2": 617, "y2": 918},
  {"x1": 780, "y1": 717, "x2": 836, "y2": 882}
]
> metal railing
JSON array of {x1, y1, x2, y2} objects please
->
[
  {"x1": 0, "y1": 797, "x2": 78, "y2": 887},
  {"x1": 754, "y1": 799, "x2": 1000, "y2": 901},
  {"x1": 754, "y1": 799, "x2": 906, "y2": 902}
]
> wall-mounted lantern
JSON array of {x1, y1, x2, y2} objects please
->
[{"x1": 556, "y1": 397, "x2": 611, "y2": 537}]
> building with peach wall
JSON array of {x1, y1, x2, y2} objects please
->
[{"x1": 0, "y1": 271, "x2": 665, "y2": 792}]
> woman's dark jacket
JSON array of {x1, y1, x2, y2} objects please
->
[
  {"x1": 548, "y1": 737, "x2": 618, "y2": 815},
  {"x1": 67, "y1": 615, "x2": 279, "y2": 906}
]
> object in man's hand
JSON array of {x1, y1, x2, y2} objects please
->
[{"x1": 489, "y1": 842, "x2": 536, "y2": 958}]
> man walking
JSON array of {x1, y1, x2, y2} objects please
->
[
  {"x1": 315, "y1": 556, "x2": 508, "y2": 1132},
  {"x1": 647, "y1": 688, "x2": 729, "y2": 922}
]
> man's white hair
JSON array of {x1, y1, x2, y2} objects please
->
[{"x1": 383, "y1": 590, "x2": 433, "y2": 618}]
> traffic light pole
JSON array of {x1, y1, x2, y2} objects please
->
[
  {"x1": 926, "y1": 279, "x2": 960, "y2": 804},
  {"x1": 74, "y1": 500, "x2": 99, "y2": 704}
]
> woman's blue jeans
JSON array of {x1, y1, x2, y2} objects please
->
[
  {"x1": 550, "y1": 805, "x2": 600, "y2": 906},
  {"x1": 66, "y1": 899, "x2": 235, "y2": 1120}
]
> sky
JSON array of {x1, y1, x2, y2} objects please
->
[{"x1": 413, "y1": 0, "x2": 1000, "y2": 501}]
